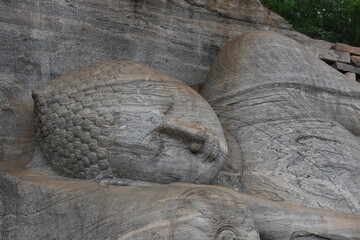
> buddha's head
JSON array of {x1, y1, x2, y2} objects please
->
[{"x1": 32, "y1": 61, "x2": 227, "y2": 184}]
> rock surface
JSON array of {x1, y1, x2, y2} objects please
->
[
  {"x1": 0, "y1": 170, "x2": 260, "y2": 240},
  {"x1": 0, "y1": 0, "x2": 314, "y2": 92},
  {"x1": 1, "y1": 168, "x2": 360, "y2": 240},
  {"x1": 332, "y1": 62, "x2": 360, "y2": 75},
  {"x1": 351, "y1": 55, "x2": 360, "y2": 67},
  {"x1": 201, "y1": 31, "x2": 360, "y2": 214},
  {"x1": 345, "y1": 72, "x2": 357, "y2": 81},
  {"x1": 305, "y1": 46, "x2": 351, "y2": 63},
  {"x1": 332, "y1": 43, "x2": 360, "y2": 56},
  {"x1": 0, "y1": 81, "x2": 34, "y2": 165}
]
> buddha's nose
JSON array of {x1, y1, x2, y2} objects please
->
[{"x1": 158, "y1": 118, "x2": 223, "y2": 162}]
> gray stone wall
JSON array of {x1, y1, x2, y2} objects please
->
[{"x1": 0, "y1": 0, "x2": 304, "y2": 91}]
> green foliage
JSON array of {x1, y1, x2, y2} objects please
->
[{"x1": 260, "y1": 0, "x2": 360, "y2": 46}]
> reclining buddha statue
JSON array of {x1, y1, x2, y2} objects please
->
[
  {"x1": 32, "y1": 60, "x2": 228, "y2": 185},
  {"x1": 3, "y1": 31, "x2": 359, "y2": 240}
]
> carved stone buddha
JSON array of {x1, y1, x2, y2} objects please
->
[{"x1": 32, "y1": 61, "x2": 228, "y2": 184}]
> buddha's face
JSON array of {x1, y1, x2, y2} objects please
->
[{"x1": 33, "y1": 61, "x2": 227, "y2": 184}]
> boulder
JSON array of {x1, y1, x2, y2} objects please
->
[
  {"x1": 345, "y1": 72, "x2": 357, "y2": 81},
  {"x1": 306, "y1": 46, "x2": 351, "y2": 63},
  {"x1": 351, "y1": 55, "x2": 360, "y2": 67},
  {"x1": 332, "y1": 62, "x2": 360, "y2": 75},
  {"x1": 332, "y1": 43, "x2": 360, "y2": 56}
]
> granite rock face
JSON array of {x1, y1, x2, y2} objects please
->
[
  {"x1": 1, "y1": 169, "x2": 360, "y2": 240},
  {"x1": 0, "y1": 171, "x2": 261, "y2": 240},
  {"x1": 330, "y1": 43, "x2": 360, "y2": 80},
  {"x1": 0, "y1": 0, "x2": 311, "y2": 92},
  {"x1": 332, "y1": 62, "x2": 360, "y2": 75},
  {"x1": 201, "y1": 31, "x2": 360, "y2": 214},
  {"x1": 32, "y1": 61, "x2": 227, "y2": 184},
  {"x1": 351, "y1": 55, "x2": 360, "y2": 67},
  {"x1": 332, "y1": 43, "x2": 360, "y2": 56},
  {"x1": 0, "y1": 81, "x2": 34, "y2": 165}
]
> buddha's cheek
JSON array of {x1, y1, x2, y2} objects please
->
[
  {"x1": 107, "y1": 132, "x2": 222, "y2": 184},
  {"x1": 148, "y1": 135, "x2": 224, "y2": 184},
  {"x1": 106, "y1": 130, "x2": 164, "y2": 180}
]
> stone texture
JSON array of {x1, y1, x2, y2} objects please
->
[
  {"x1": 332, "y1": 62, "x2": 360, "y2": 75},
  {"x1": 345, "y1": 72, "x2": 357, "y2": 81},
  {"x1": 0, "y1": 170, "x2": 260, "y2": 240},
  {"x1": 32, "y1": 61, "x2": 227, "y2": 184},
  {"x1": 189, "y1": 83, "x2": 204, "y2": 93},
  {"x1": 351, "y1": 55, "x2": 360, "y2": 67},
  {"x1": 0, "y1": 80, "x2": 34, "y2": 165},
  {"x1": 332, "y1": 43, "x2": 360, "y2": 56},
  {"x1": 290, "y1": 231, "x2": 358, "y2": 240},
  {"x1": 172, "y1": 0, "x2": 291, "y2": 29},
  {"x1": 306, "y1": 46, "x2": 351, "y2": 63},
  {"x1": 1, "y1": 169, "x2": 360, "y2": 240},
  {"x1": 0, "y1": 0, "x2": 298, "y2": 91},
  {"x1": 201, "y1": 31, "x2": 360, "y2": 214}
]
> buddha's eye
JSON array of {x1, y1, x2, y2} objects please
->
[
  {"x1": 158, "y1": 118, "x2": 205, "y2": 149},
  {"x1": 158, "y1": 118, "x2": 222, "y2": 162}
]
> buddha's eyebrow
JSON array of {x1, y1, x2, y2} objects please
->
[
  {"x1": 157, "y1": 118, "x2": 222, "y2": 162},
  {"x1": 158, "y1": 118, "x2": 207, "y2": 144}
]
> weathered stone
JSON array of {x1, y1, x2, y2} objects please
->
[
  {"x1": 0, "y1": 170, "x2": 260, "y2": 240},
  {"x1": 351, "y1": 55, "x2": 360, "y2": 67},
  {"x1": 0, "y1": 0, "x2": 300, "y2": 91},
  {"x1": 247, "y1": 197, "x2": 360, "y2": 240},
  {"x1": 331, "y1": 43, "x2": 360, "y2": 56},
  {"x1": 0, "y1": 79, "x2": 34, "y2": 165},
  {"x1": 172, "y1": 0, "x2": 291, "y2": 29},
  {"x1": 306, "y1": 46, "x2": 351, "y2": 63},
  {"x1": 290, "y1": 231, "x2": 355, "y2": 240},
  {"x1": 32, "y1": 61, "x2": 228, "y2": 184},
  {"x1": 189, "y1": 83, "x2": 204, "y2": 93},
  {"x1": 303, "y1": 39, "x2": 333, "y2": 50},
  {"x1": 345, "y1": 72, "x2": 357, "y2": 81},
  {"x1": 1, "y1": 169, "x2": 360, "y2": 240},
  {"x1": 332, "y1": 62, "x2": 360, "y2": 75},
  {"x1": 201, "y1": 31, "x2": 360, "y2": 214},
  {"x1": 1, "y1": 0, "x2": 360, "y2": 238}
]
